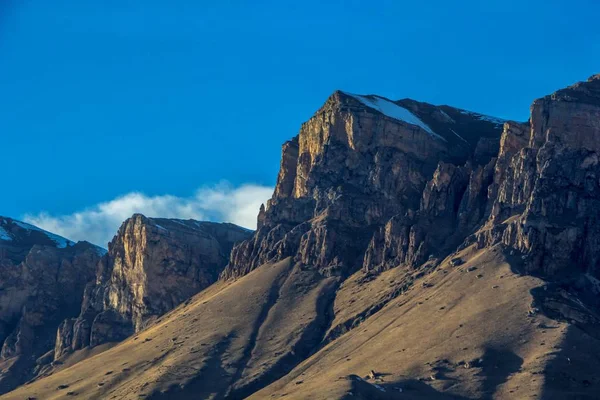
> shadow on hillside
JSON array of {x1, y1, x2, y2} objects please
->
[
  {"x1": 475, "y1": 347, "x2": 523, "y2": 397},
  {"x1": 145, "y1": 263, "x2": 341, "y2": 400},
  {"x1": 340, "y1": 346, "x2": 522, "y2": 400},
  {"x1": 342, "y1": 374, "x2": 468, "y2": 399},
  {"x1": 529, "y1": 285, "x2": 600, "y2": 400},
  {"x1": 145, "y1": 334, "x2": 233, "y2": 400},
  {"x1": 226, "y1": 269, "x2": 340, "y2": 399},
  {"x1": 538, "y1": 325, "x2": 600, "y2": 400},
  {"x1": 505, "y1": 247, "x2": 600, "y2": 399}
]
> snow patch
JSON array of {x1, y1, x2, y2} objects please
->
[
  {"x1": 0, "y1": 225, "x2": 12, "y2": 241},
  {"x1": 154, "y1": 223, "x2": 167, "y2": 231},
  {"x1": 171, "y1": 219, "x2": 194, "y2": 229},
  {"x1": 460, "y1": 110, "x2": 506, "y2": 126},
  {"x1": 13, "y1": 220, "x2": 75, "y2": 249},
  {"x1": 345, "y1": 92, "x2": 446, "y2": 141},
  {"x1": 450, "y1": 129, "x2": 469, "y2": 144},
  {"x1": 439, "y1": 109, "x2": 455, "y2": 123}
]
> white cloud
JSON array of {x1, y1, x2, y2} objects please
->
[{"x1": 23, "y1": 183, "x2": 273, "y2": 248}]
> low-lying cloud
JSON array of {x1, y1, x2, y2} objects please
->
[{"x1": 24, "y1": 183, "x2": 273, "y2": 248}]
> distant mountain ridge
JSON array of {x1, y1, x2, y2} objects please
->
[{"x1": 0, "y1": 217, "x2": 105, "y2": 263}]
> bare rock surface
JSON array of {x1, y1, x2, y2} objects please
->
[
  {"x1": 223, "y1": 91, "x2": 504, "y2": 280},
  {"x1": 478, "y1": 74, "x2": 600, "y2": 282},
  {"x1": 54, "y1": 214, "x2": 251, "y2": 359},
  {"x1": 0, "y1": 217, "x2": 103, "y2": 394}
]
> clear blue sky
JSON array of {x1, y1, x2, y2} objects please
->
[{"x1": 1, "y1": 0, "x2": 599, "y2": 238}]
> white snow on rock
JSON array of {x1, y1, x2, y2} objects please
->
[
  {"x1": 0, "y1": 225, "x2": 12, "y2": 241},
  {"x1": 13, "y1": 220, "x2": 75, "y2": 249},
  {"x1": 450, "y1": 128, "x2": 469, "y2": 144},
  {"x1": 438, "y1": 109, "x2": 455, "y2": 123},
  {"x1": 344, "y1": 92, "x2": 446, "y2": 141},
  {"x1": 153, "y1": 223, "x2": 167, "y2": 231},
  {"x1": 460, "y1": 109, "x2": 506, "y2": 126}
]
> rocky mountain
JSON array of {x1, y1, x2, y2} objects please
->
[
  {"x1": 54, "y1": 214, "x2": 252, "y2": 359},
  {"x1": 0, "y1": 217, "x2": 104, "y2": 394},
  {"x1": 478, "y1": 74, "x2": 600, "y2": 281},
  {"x1": 223, "y1": 91, "x2": 504, "y2": 280},
  {"x1": 3, "y1": 74, "x2": 600, "y2": 400}
]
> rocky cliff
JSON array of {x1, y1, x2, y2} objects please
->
[
  {"x1": 0, "y1": 217, "x2": 103, "y2": 394},
  {"x1": 223, "y1": 91, "x2": 505, "y2": 280},
  {"x1": 54, "y1": 214, "x2": 251, "y2": 359},
  {"x1": 477, "y1": 73, "x2": 600, "y2": 282},
  {"x1": 217, "y1": 76, "x2": 600, "y2": 396},
  {"x1": 226, "y1": 75, "x2": 600, "y2": 289}
]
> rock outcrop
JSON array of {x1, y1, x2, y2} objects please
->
[
  {"x1": 478, "y1": 74, "x2": 600, "y2": 282},
  {"x1": 218, "y1": 77, "x2": 600, "y2": 397},
  {"x1": 223, "y1": 92, "x2": 505, "y2": 280},
  {"x1": 54, "y1": 215, "x2": 251, "y2": 358},
  {"x1": 0, "y1": 217, "x2": 103, "y2": 394},
  {"x1": 228, "y1": 75, "x2": 600, "y2": 287}
]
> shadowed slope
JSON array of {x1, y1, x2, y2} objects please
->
[
  {"x1": 1, "y1": 258, "x2": 341, "y2": 399},
  {"x1": 251, "y1": 245, "x2": 600, "y2": 399}
]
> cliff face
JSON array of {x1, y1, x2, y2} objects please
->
[
  {"x1": 54, "y1": 215, "x2": 251, "y2": 359},
  {"x1": 215, "y1": 78, "x2": 600, "y2": 397},
  {"x1": 0, "y1": 218, "x2": 103, "y2": 394},
  {"x1": 223, "y1": 91, "x2": 505, "y2": 279},
  {"x1": 479, "y1": 74, "x2": 600, "y2": 282},
  {"x1": 227, "y1": 75, "x2": 600, "y2": 287}
]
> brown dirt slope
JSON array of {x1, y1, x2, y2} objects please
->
[
  {"x1": 1, "y1": 258, "x2": 338, "y2": 400},
  {"x1": 252, "y1": 245, "x2": 600, "y2": 400},
  {"x1": 3, "y1": 245, "x2": 599, "y2": 399}
]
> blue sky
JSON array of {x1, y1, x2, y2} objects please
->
[{"x1": 1, "y1": 0, "x2": 599, "y2": 245}]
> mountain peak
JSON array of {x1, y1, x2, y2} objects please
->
[
  {"x1": 0, "y1": 216, "x2": 75, "y2": 249},
  {"x1": 53, "y1": 214, "x2": 253, "y2": 361},
  {"x1": 316, "y1": 90, "x2": 507, "y2": 154}
]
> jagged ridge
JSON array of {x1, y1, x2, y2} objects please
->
[
  {"x1": 54, "y1": 214, "x2": 252, "y2": 360},
  {"x1": 4, "y1": 74, "x2": 600, "y2": 400}
]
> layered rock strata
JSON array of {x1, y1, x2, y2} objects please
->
[{"x1": 54, "y1": 215, "x2": 251, "y2": 358}]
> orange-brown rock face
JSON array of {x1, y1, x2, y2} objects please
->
[
  {"x1": 226, "y1": 75, "x2": 600, "y2": 288},
  {"x1": 54, "y1": 215, "x2": 251, "y2": 359},
  {"x1": 480, "y1": 74, "x2": 600, "y2": 280},
  {"x1": 223, "y1": 91, "x2": 505, "y2": 280},
  {"x1": 218, "y1": 78, "x2": 600, "y2": 397},
  {"x1": 0, "y1": 218, "x2": 103, "y2": 394},
  {"x1": 229, "y1": 74, "x2": 600, "y2": 286}
]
